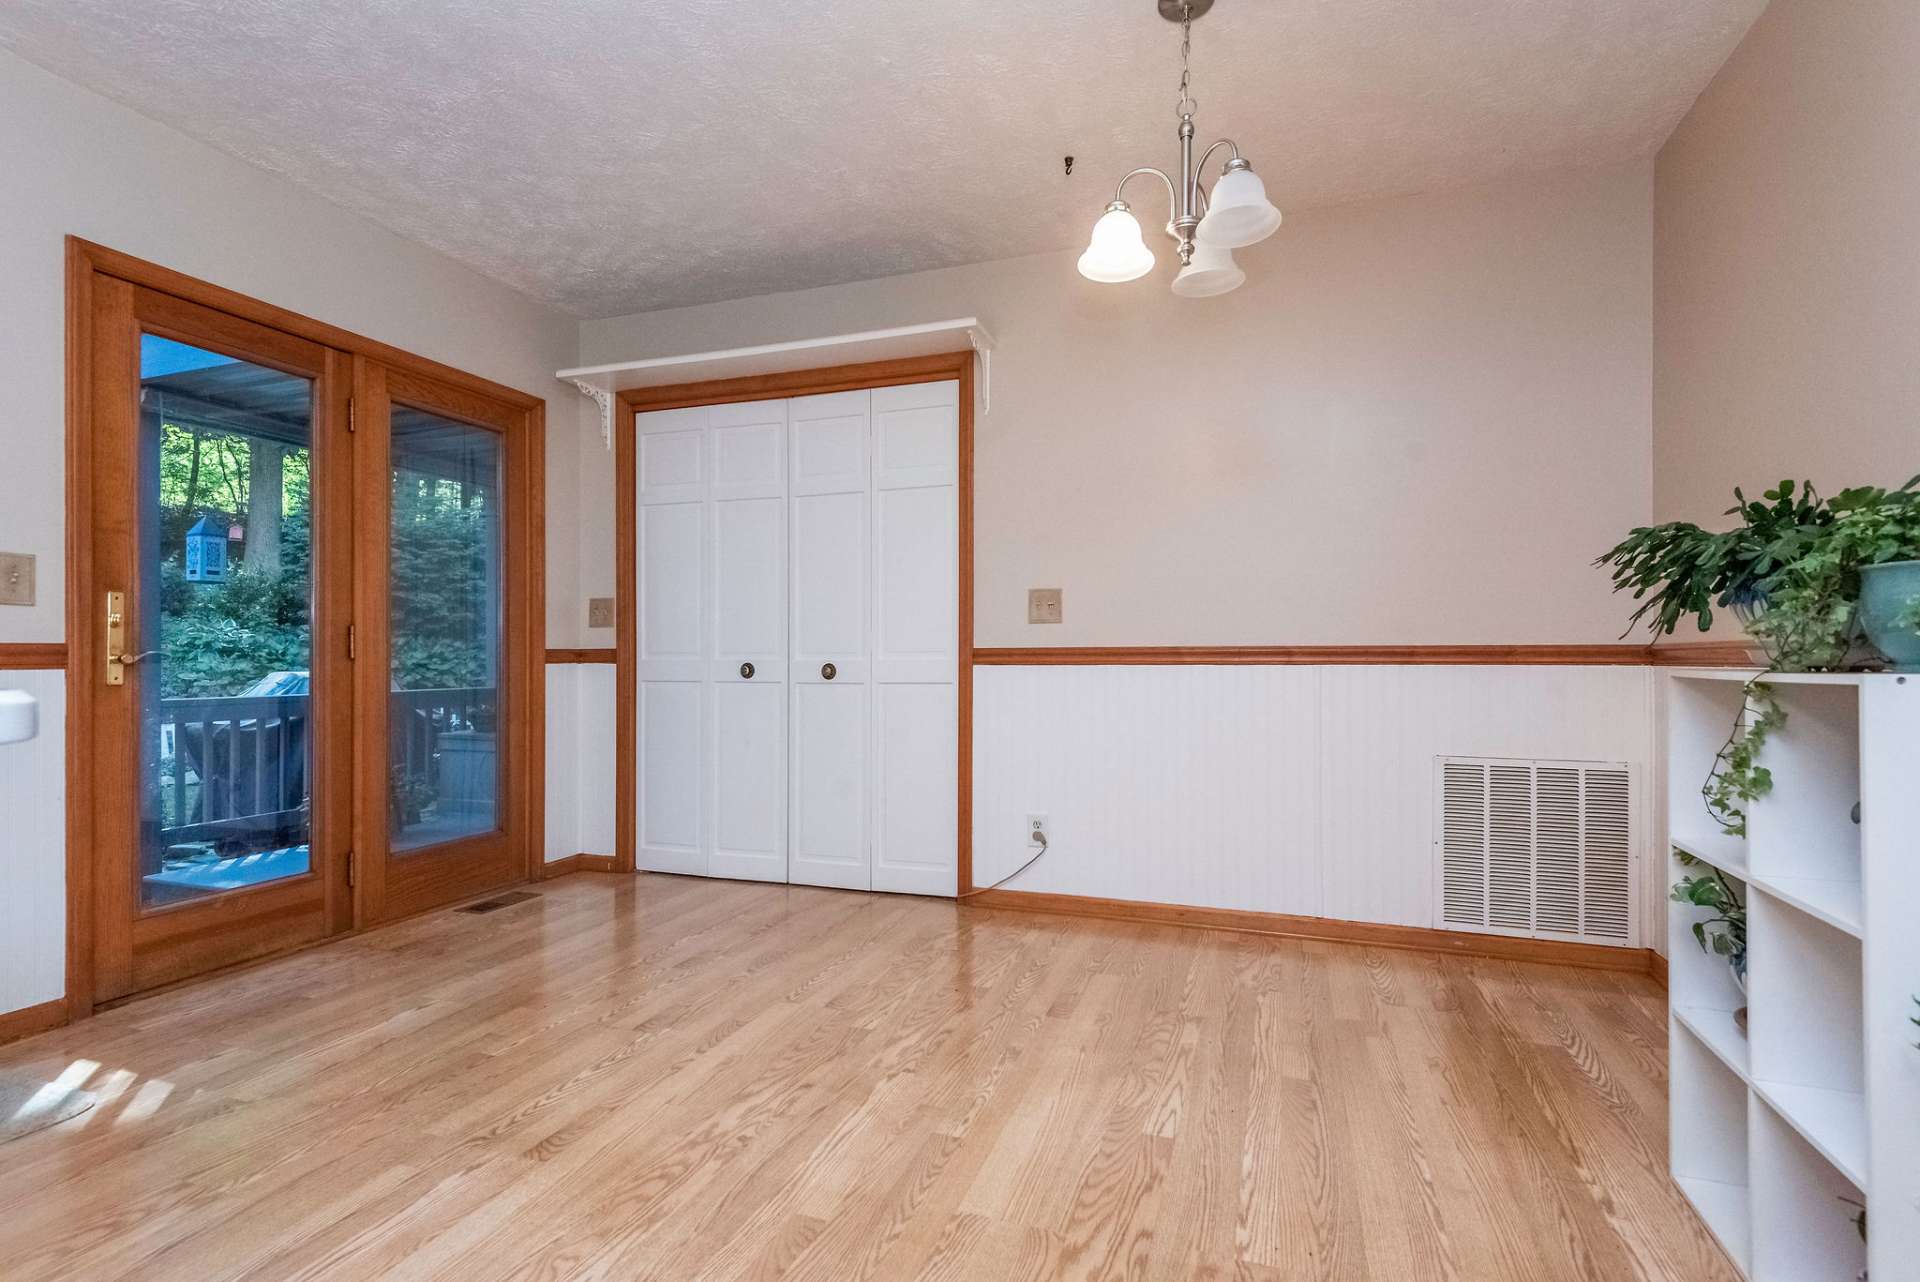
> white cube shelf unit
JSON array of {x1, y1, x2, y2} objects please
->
[{"x1": 1664, "y1": 669, "x2": 1920, "y2": 1279}]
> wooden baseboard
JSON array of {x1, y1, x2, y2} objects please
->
[
  {"x1": 0, "y1": 997, "x2": 69, "y2": 1047},
  {"x1": 1647, "y1": 950, "x2": 1669, "y2": 989},
  {"x1": 536, "y1": 853, "x2": 620, "y2": 879},
  {"x1": 965, "y1": 888, "x2": 1656, "y2": 973}
]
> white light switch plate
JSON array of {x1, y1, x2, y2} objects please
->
[
  {"x1": 1028, "y1": 587, "x2": 1062, "y2": 625},
  {"x1": 0, "y1": 552, "x2": 34, "y2": 607}
]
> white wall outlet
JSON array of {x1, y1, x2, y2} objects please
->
[
  {"x1": 1026, "y1": 814, "x2": 1048, "y2": 848},
  {"x1": 587, "y1": 597, "x2": 615, "y2": 629},
  {"x1": 1027, "y1": 587, "x2": 1062, "y2": 625}
]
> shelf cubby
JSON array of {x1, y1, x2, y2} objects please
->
[
  {"x1": 1670, "y1": 1020, "x2": 1751, "y2": 1274},
  {"x1": 1748, "y1": 892, "x2": 1867, "y2": 1188},
  {"x1": 1667, "y1": 845, "x2": 1747, "y2": 1019},
  {"x1": 1747, "y1": 681, "x2": 1860, "y2": 886},
  {"x1": 1748, "y1": 1101, "x2": 1866, "y2": 1282},
  {"x1": 1666, "y1": 675, "x2": 1755, "y2": 875}
]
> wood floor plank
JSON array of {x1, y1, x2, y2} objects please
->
[{"x1": 0, "y1": 875, "x2": 1736, "y2": 1281}]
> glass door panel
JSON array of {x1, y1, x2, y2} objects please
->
[
  {"x1": 138, "y1": 336, "x2": 317, "y2": 906},
  {"x1": 354, "y1": 357, "x2": 529, "y2": 925},
  {"x1": 87, "y1": 278, "x2": 350, "y2": 1004},
  {"x1": 388, "y1": 408, "x2": 504, "y2": 853}
]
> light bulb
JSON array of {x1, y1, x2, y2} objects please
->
[
  {"x1": 1196, "y1": 163, "x2": 1283, "y2": 249},
  {"x1": 1171, "y1": 241, "x2": 1245, "y2": 298},
  {"x1": 1077, "y1": 203, "x2": 1156, "y2": 283}
]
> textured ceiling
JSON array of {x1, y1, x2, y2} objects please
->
[{"x1": 0, "y1": 0, "x2": 1765, "y2": 317}]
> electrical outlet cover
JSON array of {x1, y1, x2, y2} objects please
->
[
  {"x1": 1026, "y1": 814, "x2": 1048, "y2": 847},
  {"x1": 587, "y1": 596, "x2": 615, "y2": 629},
  {"x1": 0, "y1": 552, "x2": 34, "y2": 607}
]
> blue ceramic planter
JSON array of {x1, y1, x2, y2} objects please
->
[{"x1": 1860, "y1": 559, "x2": 1920, "y2": 669}]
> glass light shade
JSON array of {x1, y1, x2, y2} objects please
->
[
  {"x1": 1171, "y1": 241, "x2": 1245, "y2": 298},
  {"x1": 1195, "y1": 166, "x2": 1283, "y2": 248},
  {"x1": 1077, "y1": 206, "x2": 1155, "y2": 283}
]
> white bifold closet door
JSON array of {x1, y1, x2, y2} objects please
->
[
  {"x1": 634, "y1": 379, "x2": 957, "y2": 894},
  {"x1": 787, "y1": 390, "x2": 872, "y2": 889}
]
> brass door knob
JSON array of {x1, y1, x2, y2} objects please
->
[
  {"x1": 821, "y1": 662, "x2": 837, "y2": 680},
  {"x1": 739, "y1": 661, "x2": 755, "y2": 679}
]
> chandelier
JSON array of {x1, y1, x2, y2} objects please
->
[{"x1": 1076, "y1": 0, "x2": 1283, "y2": 297}]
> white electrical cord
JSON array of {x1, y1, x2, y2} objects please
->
[{"x1": 961, "y1": 830, "x2": 1049, "y2": 899}]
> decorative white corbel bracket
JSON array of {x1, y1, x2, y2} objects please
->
[
  {"x1": 570, "y1": 378, "x2": 614, "y2": 451},
  {"x1": 969, "y1": 328, "x2": 992, "y2": 415}
]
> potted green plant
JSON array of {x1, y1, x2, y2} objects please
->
[
  {"x1": 1595, "y1": 481, "x2": 1830, "y2": 654},
  {"x1": 1598, "y1": 476, "x2": 1920, "y2": 671},
  {"x1": 1673, "y1": 851, "x2": 1748, "y2": 1028},
  {"x1": 1826, "y1": 483, "x2": 1920, "y2": 669}
]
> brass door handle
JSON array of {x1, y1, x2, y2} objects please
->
[
  {"x1": 821, "y1": 662, "x2": 837, "y2": 680},
  {"x1": 117, "y1": 651, "x2": 159, "y2": 666}
]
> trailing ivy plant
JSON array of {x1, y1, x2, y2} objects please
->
[
  {"x1": 1703, "y1": 681, "x2": 1784, "y2": 838},
  {"x1": 1672, "y1": 851, "x2": 1747, "y2": 986}
]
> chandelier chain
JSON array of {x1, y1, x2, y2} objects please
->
[{"x1": 1176, "y1": 3, "x2": 1197, "y2": 117}]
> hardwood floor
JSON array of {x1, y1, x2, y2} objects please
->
[{"x1": 0, "y1": 874, "x2": 1735, "y2": 1281}]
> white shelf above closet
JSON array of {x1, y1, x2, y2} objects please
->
[{"x1": 558, "y1": 318, "x2": 995, "y2": 445}]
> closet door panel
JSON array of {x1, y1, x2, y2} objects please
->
[
  {"x1": 636, "y1": 407, "x2": 707, "y2": 875},
  {"x1": 638, "y1": 681, "x2": 703, "y2": 874},
  {"x1": 871, "y1": 381, "x2": 959, "y2": 895},
  {"x1": 707, "y1": 400, "x2": 787, "y2": 881},
  {"x1": 789, "y1": 682, "x2": 868, "y2": 889},
  {"x1": 788, "y1": 390, "x2": 871, "y2": 889},
  {"x1": 873, "y1": 682, "x2": 957, "y2": 895}
]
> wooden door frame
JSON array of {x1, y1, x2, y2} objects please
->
[
  {"x1": 613, "y1": 351, "x2": 976, "y2": 893},
  {"x1": 65, "y1": 238, "x2": 546, "y2": 1017}
]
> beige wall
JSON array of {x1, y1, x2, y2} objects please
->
[
  {"x1": 578, "y1": 162, "x2": 1655, "y2": 647},
  {"x1": 1654, "y1": 0, "x2": 1920, "y2": 526},
  {"x1": 0, "y1": 47, "x2": 585, "y2": 649}
]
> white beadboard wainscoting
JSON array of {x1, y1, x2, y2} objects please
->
[
  {"x1": 972, "y1": 663, "x2": 1658, "y2": 943},
  {"x1": 544, "y1": 664, "x2": 618, "y2": 863},
  {"x1": 0, "y1": 670, "x2": 67, "y2": 1016}
]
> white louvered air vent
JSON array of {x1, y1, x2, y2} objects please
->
[{"x1": 1435, "y1": 757, "x2": 1634, "y2": 945}]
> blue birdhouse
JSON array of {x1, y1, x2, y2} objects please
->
[{"x1": 184, "y1": 514, "x2": 229, "y2": 583}]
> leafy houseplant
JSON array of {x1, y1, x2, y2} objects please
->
[
  {"x1": 1596, "y1": 481, "x2": 1829, "y2": 641},
  {"x1": 1673, "y1": 851, "x2": 1748, "y2": 1011}
]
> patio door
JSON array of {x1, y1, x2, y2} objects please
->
[
  {"x1": 351, "y1": 361, "x2": 532, "y2": 923},
  {"x1": 79, "y1": 259, "x2": 540, "y2": 1003},
  {"x1": 85, "y1": 281, "x2": 354, "y2": 1000}
]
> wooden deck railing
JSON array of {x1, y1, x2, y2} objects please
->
[{"x1": 155, "y1": 686, "x2": 495, "y2": 846}]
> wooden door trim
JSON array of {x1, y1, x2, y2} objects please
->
[
  {"x1": 69, "y1": 239, "x2": 542, "y2": 410},
  {"x1": 613, "y1": 350, "x2": 976, "y2": 890},
  {"x1": 66, "y1": 239, "x2": 546, "y2": 1016}
]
